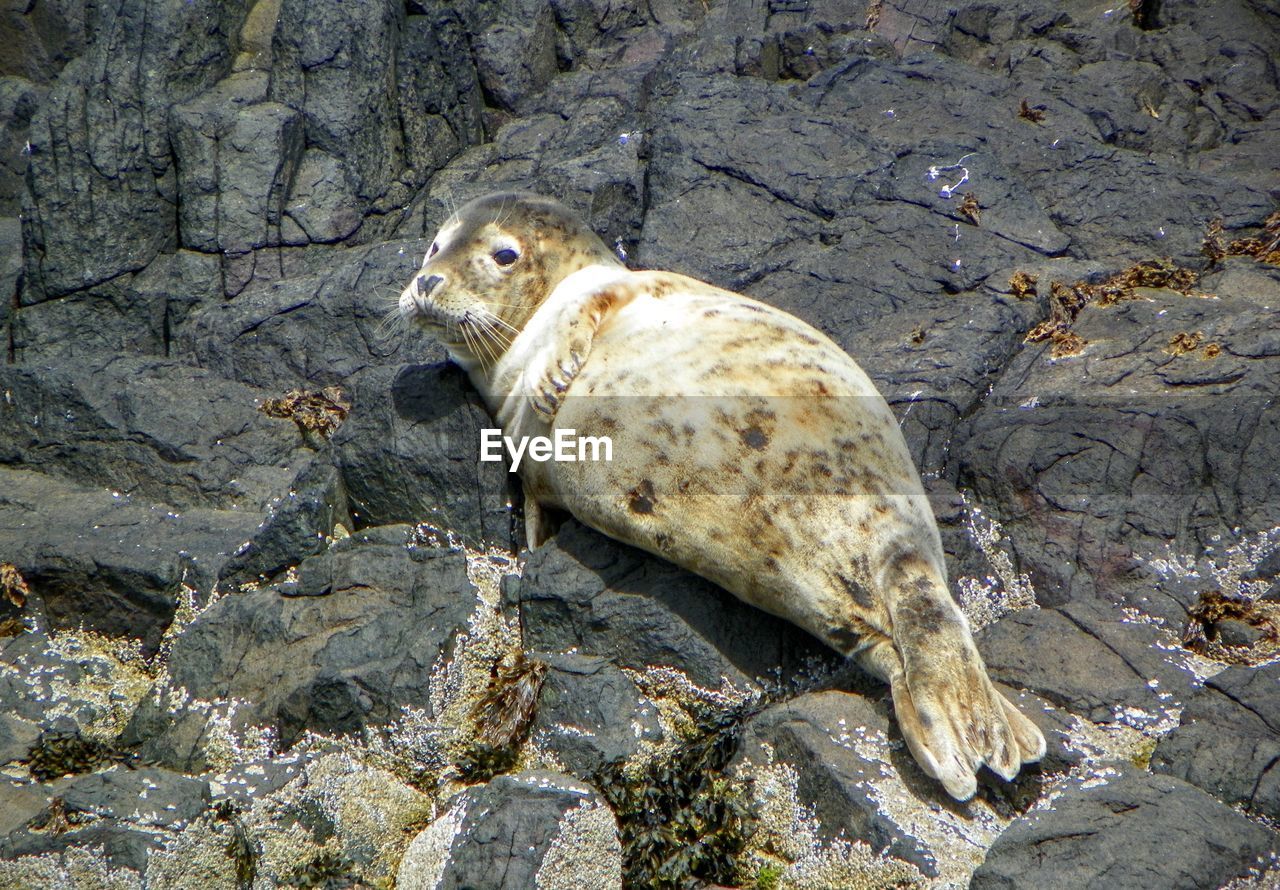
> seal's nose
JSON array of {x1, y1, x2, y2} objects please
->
[{"x1": 416, "y1": 274, "x2": 444, "y2": 298}]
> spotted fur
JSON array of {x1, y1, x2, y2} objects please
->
[{"x1": 399, "y1": 192, "x2": 1046, "y2": 800}]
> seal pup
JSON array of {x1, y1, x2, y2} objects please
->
[{"x1": 399, "y1": 191, "x2": 1045, "y2": 800}]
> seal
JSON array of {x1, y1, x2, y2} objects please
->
[{"x1": 399, "y1": 191, "x2": 1046, "y2": 800}]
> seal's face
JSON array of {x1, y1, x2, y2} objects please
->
[{"x1": 399, "y1": 192, "x2": 620, "y2": 364}]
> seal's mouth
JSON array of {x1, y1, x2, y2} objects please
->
[{"x1": 398, "y1": 279, "x2": 514, "y2": 363}]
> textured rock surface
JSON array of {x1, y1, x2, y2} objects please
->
[
  {"x1": 122, "y1": 527, "x2": 477, "y2": 770},
  {"x1": 1152, "y1": 661, "x2": 1280, "y2": 820},
  {"x1": 970, "y1": 767, "x2": 1278, "y2": 890},
  {"x1": 397, "y1": 771, "x2": 621, "y2": 890},
  {"x1": 2, "y1": 0, "x2": 1279, "y2": 885}
]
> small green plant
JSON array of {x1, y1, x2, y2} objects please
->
[{"x1": 754, "y1": 862, "x2": 784, "y2": 890}]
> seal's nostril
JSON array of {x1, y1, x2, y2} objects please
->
[{"x1": 417, "y1": 274, "x2": 444, "y2": 297}]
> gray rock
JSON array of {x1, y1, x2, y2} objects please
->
[
  {"x1": 530, "y1": 653, "x2": 663, "y2": 780},
  {"x1": 730, "y1": 691, "x2": 941, "y2": 874},
  {"x1": 122, "y1": 527, "x2": 478, "y2": 769},
  {"x1": 471, "y1": 0, "x2": 559, "y2": 115},
  {"x1": 21, "y1": 0, "x2": 252, "y2": 300},
  {"x1": 0, "y1": 80, "x2": 43, "y2": 215},
  {"x1": 977, "y1": 600, "x2": 1195, "y2": 727},
  {"x1": 0, "y1": 1, "x2": 86, "y2": 85},
  {"x1": 0, "y1": 714, "x2": 40, "y2": 768},
  {"x1": 58, "y1": 767, "x2": 209, "y2": 830},
  {"x1": 0, "y1": 467, "x2": 261, "y2": 652},
  {"x1": 398, "y1": 771, "x2": 621, "y2": 890},
  {"x1": 269, "y1": 0, "x2": 408, "y2": 217},
  {"x1": 970, "y1": 767, "x2": 1278, "y2": 890},
  {"x1": 0, "y1": 779, "x2": 50, "y2": 838},
  {"x1": 956, "y1": 276, "x2": 1280, "y2": 606},
  {"x1": 170, "y1": 71, "x2": 304, "y2": 295},
  {"x1": 512, "y1": 520, "x2": 836, "y2": 692},
  {"x1": 175, "y1": 239, "x2": 436, "y2": 390},
  {"x1": 217, "y1": 455, "x2": 350, "y2": 587},
  {"x1": 333, "y1": 361, "x2": 517, "y2": 547},
  {"x1": 0, "y1": 356, "x2": 307, "y2": 512},
  {"x1": 1152, "y1": 662, "x2": 1280, "y2": 820}
]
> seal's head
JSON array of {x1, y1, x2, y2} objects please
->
[{"x1": 399, "y1": 192, "x2": 621, "y2": 362}]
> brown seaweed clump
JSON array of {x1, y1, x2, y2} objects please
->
[
  {"x1": 1025, "y1": 259, "x2": 1202, "y2": 358},
  {"x1": 456, "y1": 652, "x2": 548, "y2": 782},
  {"x1": 1009, "y1": 271, "x2": 1037, "y2": 299},
  {"x1": 1183, "y1": 589, "x2": 1280, "y2": 666},
  {"x1": 1202, "y1": 213, "x2": 1280, "y2": 268},
  {"x1": 1, "y1": 562, "x2": 29, "y2": 608},
  {"x1": 259, "y1": 387, "x2": 351, "y2": 439}
]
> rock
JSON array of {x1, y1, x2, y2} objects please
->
[
  {"x1": 21, "y1": 0, "x2": 252, "y2": 300},
  {"x1": 512, "y1": 520, "x2": 835, "y2": 692},
  {"x1": 0, "y1": 215, "x2": 21, "y2": 338},
  {"x1": 216, "y1": 455, "x2": 350, "y2": 587},
  {"x1": 956, "y1": 271, "x2": 1280, "y2": 606},
  {"x1": 268, "y1": 0, "x2": 409, "y2": 218},
  {"x1": 0, "y1": 356, "x2": 306, "y2": 512},
  {"x1": 0, "y1": 778, "x2": 50, "y2": 838},
  {"x1": 730, "y1": 691, "x2": 942, "y2": 875},
  {"x1": 57, "y1": 768, "x2": 209, "y2": 830},
  {"x1": 0, "y1": 80, "x2": 43, "y2": 215},
  {"x1": 529, "y1": 653, "x2": 663, "y2": 780},
  {"x1": 175, "y1": 239, "x2": 435, "y2": 391},
  {"x1": 170, "y1": 71, "x2": 304, "y2": 295},
  {"x1": 0, "y1": 2, "x2": 86, "y2": 85},
  {"x1": 397, "y1": 771, "x2": 621, "y2": 890},
  {"x1": 976, "y1": 600, "x2": 1195, "y2": 728},
  {"x1": 1152, "y1": 662, "x2": 1280, "y2": 820},
  {"x1": 970, "y1": 767, "x2": 1278, "y2": 890},
  {"x1": 0, "y1": 714, "x2": 40, "y2": 769},
  {"x1": 121, "y1": 527, "x2": 479, "y2": 769},
  {"x1": 0, "y1": 467, "x2": 261, "y2": 652},
  {"x1": 333, "y1": 361, "x2": 517, "y2": 547},
  {"x1": 470, "y1": 0, "x2": 559, "y2": 115}
]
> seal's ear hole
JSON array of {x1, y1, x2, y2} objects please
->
[{"x1": 493, "y1": 248, "x2": 519, "y2": 266}]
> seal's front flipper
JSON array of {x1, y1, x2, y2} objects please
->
[
  {"x1": 522, "y1": 285, "x2": 636, "y2": 422},
  {"x1": 523, "y1": 483, "x2": 550, "y2": 548}
]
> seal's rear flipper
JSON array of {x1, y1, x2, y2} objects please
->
[{"x1": 856, "y1": 572, "x2": 1046, "y2": 801}]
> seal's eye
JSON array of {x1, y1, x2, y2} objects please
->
[
  {"x1": 493, "y1": 248, "x2": 519, "y2": 267},
  {"x1": 426, "y1": 242, "x2": 438, "y2": 261}
]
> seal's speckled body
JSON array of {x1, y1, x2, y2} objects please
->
[{"x1": 399, "y1": 191, "x2": 1045, "y2": 800}]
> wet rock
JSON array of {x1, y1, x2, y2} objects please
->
[
  {"x1": 122, "y1": 527, "x2": 478, "y2": 770},
  {"x1": 530, "y1": 653, "x2": 663, "y2": 780},
  {"x1": 970, "y1": 767, "x2": 1277, "y2": 890},
  {"x1": 512, "y1": 520, "x2": 835, "y2": 692},
  {"x1": 1152, "y1": 662, "x2": 1280, "y2": 820},
  {"x1": 397, "y1": 770, "x2": 621, "y2": 890}
]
